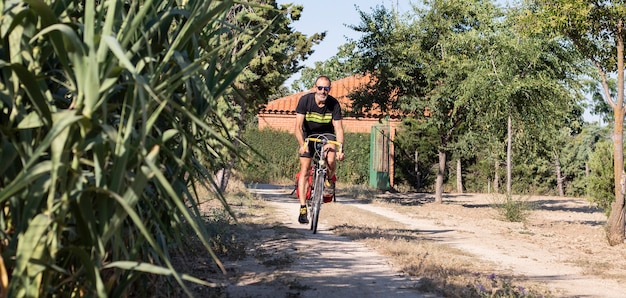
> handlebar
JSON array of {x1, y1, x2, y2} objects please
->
[{"x1": 304, "y1": 137, "x2": 343, "y2": 155}]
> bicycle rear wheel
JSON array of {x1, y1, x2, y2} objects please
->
[{"x1": 310, "y1": 171, "x2": 324, "y2": 233}]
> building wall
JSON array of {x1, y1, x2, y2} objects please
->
[
  {"x1": 258, "y1": 114, "x2": 398, "y2": 134},
  {"x1": 258, "y1": 114, "x2": 295, "y2": 133},
  {"x1": 341, "y1": 117, "x2": 394, "y2": 133}
]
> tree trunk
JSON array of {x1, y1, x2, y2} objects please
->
[
  {"x1": 607, "y1": 168, "x2": 625, "y2": 245},
  {"x1": 435, "y1": 150, "x2": 446, "y2": 203},
  {"x1": 494, "y1": 160, "x2": 499, "y2": 193},
  {"x1": 607, "y1": 100, "x2": 625, "y2": 245},
  {"x1": 216, "y1": 165, "x2": 232, "y2": 192},
  {"x1": 507, "y1": 114, "x2": 512, "y2": 196},
  {"x1": 415, "y1": 150, "x2": 421, "y2": 191},
  {"x1": 606, "y1": 21, "x2": 625, "y2": 246},
  {"x1": 216, "y1": 94, "x2": 252, "y2": 193},
  {"x1": 555, "y1": 154, "x2": 564, "y2": 197},
  {"x1": 456, "y1": 159, "x2": 463, "y2": 194}
]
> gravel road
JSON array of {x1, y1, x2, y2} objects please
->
[
  {"x1": 234, "y1": 184, "x2": 433, "y2": 297},
  {"x1": 224, "y1": 183, "x2": 624, "y2": 298}
]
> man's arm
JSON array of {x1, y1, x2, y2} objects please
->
[
  {"x1": 295, "y1": 113, "x2": 306, "y2": 152},
  {"x1": 332, "y1": 119, "x2": 345, "y2": 160},
  {"x1": 332, "y1": 119, "x2": 344, "y2": 145}
]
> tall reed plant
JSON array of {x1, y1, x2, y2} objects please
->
[{"x1": 0, "y1": 0, "x2": 271, "y2": 296}]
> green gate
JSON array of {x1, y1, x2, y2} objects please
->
[{"x1": 369, "y1": 123, "x2": 391, "y2": 190}]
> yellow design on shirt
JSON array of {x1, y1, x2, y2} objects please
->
[{"x1": 305, "y1": 112, "x2": 332, "y2": 123}]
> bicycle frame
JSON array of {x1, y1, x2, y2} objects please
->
[{"x1": 304, "y1": 134, "x2": 342, "y2": 234}]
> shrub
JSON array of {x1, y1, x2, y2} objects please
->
[
  {"x1": 392, "y1": 120, "x2": 439, "y2": 192},
  {"x1": 341, "y1": 132, "x2": 371, "y2": 185},
  {"x1": 240, "y1": 128, "x2": 300, "y2": 183},
  {"x1": 587, "y1": 140, "x2": 615, "y2": 215},
  {"x1": 492, "y1": 194, "x2": 533, "y2": 223},
  {"x1": 239, "y1": 128, "x2": 370, "y2": 185}
]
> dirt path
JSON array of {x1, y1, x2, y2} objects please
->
[
  {"x1": 234, "y1": 184, "x2": 429, "y2": 297},
  {"x1": 232, "y1": 184, "x2": 625, "y2": 297},
  {"x1": 342, "y1": 199, "x2": 623, "y2": 297}
]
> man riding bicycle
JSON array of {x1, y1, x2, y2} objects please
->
[{"x1": 295, "y1": 75, "x2": 345, "y2": 224}]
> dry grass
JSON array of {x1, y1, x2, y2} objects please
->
[{"x1": 319, "y1": 201, "x2": 552, "y2": 297}]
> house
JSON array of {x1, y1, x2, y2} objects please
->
[
  {"x1": 258, "y1": 74, "x2": 399, "y2": 133},
  {"x1": 257, "y1": 74, "x2": 401, "y2": 189}
]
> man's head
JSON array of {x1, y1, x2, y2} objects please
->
[{"x1": 314, "y1": 76, "x2": 331, "y2": 102}]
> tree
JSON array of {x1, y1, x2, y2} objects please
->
[
  {"x1": 349, "y1": 3, "x2": 464, "y2": 202},
  {"x1": 351, "y1": 1, "x2": 515, "y2": 202},
  {"x1": 348, "y1": 5, "x2": 423, "y2": 115},
  {"x1": 421, "y1": 1, "x2": 585, "y2": 197},
  {"x1": 291, "y1": 43, "x2": 358, "y2": 92},
  {"x1": 585, "y1": 77, "x2": 617, "y2": 124},
  {"x1": 588, "y1": 140, "x2": 618, "y2": 214},
  {"x1": 216, "y1": 1, "x2": 326, "y2": 191},
  {"x1": 522, "y1": 0, "x2": 626, "y2": 245},
  {"x1": 564, "y1": 124, "x2": 611, "y2": 196},
  {"x1": 229, "y1": 1, "x2": 325, "y2": 112},
  {"x1": 349, "y1": 0, "x2": 582, "y2": 203},
  {"x1": 393, "y1": 118, "x2": 440, "y2": 191}
]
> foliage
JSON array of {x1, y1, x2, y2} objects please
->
[
  {"x1": 240, "y1": 128, "x2": 299, "y2": 183},
  {"x1": 462, "y1": 152, "x2": 495, "y2": 193},
  {"x1": 228, "y1": 1, "x2": 325, "y2": 115},
  {"x1": 473, "y1": 7, "x2": 586, "y2": 196},
  {"x1": 393, "y1": 118, "x2": 439, "y2": 191},
  {"x1": 511, "y1": 152, "x2": 556, "y2": 195},
  {"x1": 0, "y1": 0, "x2": 272, "y2": 296},
  {"x1": 395, "y1": 119, "x2": 610, "y2": 199},
  {"x1": 493, "y1": 195, "x2": 533, "y2": 223},
  {"x1": 291, "y1": 43, "x2": 358, "y2": 92},
  {"x1": 347, "y1": 1, "x2": 585, "y2": 201},
  {"x1": 348, "y1": 5, "x2": 422, "y2": 114},
  {"x1": 588, "y1": 140, "x2": 616, "y2": 215},
  {"x1": 520, "y1": 0, "x2": 626, "y2": 244},
  {"x1": 584, "y1": 77, "x2": 617, "y2": 124},
  {"x1": 213, "y1": 1, "x2": 325, "y2": 192},
  {"x1": 561, "y1": 124, "x2": 610, "y2": 197},
  {"x1": 459, "y1": 125, "x2": 598, "y2": 197},
  {"x1": 239, "y1": 128, "x2": 370, "y2": 185},
  {"x1": 341, "y1": 132, "x2": 371, "y2": 185}
]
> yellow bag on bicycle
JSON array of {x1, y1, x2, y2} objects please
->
[{"x1": 322, "y1": 174, "x2": 337, "y2": 203}]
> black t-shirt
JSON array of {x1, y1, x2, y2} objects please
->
[{"x1": 295, "y1": 93, "x2": 342, "y2": 136}]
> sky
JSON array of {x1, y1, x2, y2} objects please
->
[{"x1": 276, "y1": 0, "x2": 412, "y2": 87}]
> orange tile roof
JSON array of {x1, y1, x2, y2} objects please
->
[{"x1": 260, "y1": 74, "x2": 396, "y2": 118}]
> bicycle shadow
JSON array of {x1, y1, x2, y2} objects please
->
[{"x1": 246, "y1": 183, "x2": 298, "y2": 202}]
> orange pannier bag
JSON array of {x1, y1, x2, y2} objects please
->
[{"x1": 294, "y1": 169, "x2": 313, "y2": 200}]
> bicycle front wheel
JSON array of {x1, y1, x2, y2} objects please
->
[{"x1": 310, "y1": 170, "x2": 325, "y2": 234}]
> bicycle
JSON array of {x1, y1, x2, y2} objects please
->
[{"x1": 304, "y1": 134, "x2": 343, "y2": 234}]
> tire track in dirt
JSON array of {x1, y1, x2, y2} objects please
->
[
  {"x1": 242, "y1": 184, "x2": 433, "y2": 298},
  {"x1": 340, "y1": 198, "x2": 623, "y2": 298}
]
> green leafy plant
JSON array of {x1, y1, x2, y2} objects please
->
[
  {"x1": 0, "y1": 0, "x2": 272, "y2": 296},
  {"x1": 587, "y1": 140, "x2": 615, "y2": 215}
]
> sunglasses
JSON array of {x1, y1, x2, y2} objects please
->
[{"x1": 316, "y1": 86, "x2": 330, "y2": 91}]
